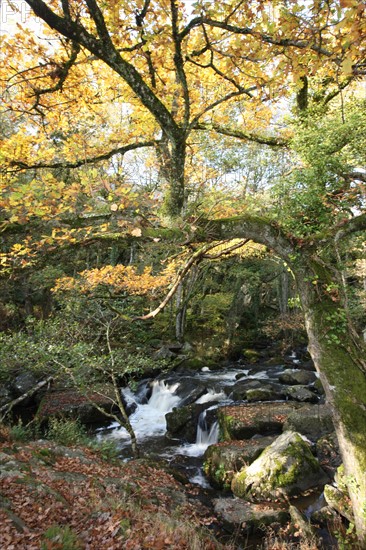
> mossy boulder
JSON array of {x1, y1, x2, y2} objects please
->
[
  {"x1": 165, "y1": 403, "x2": 216, "y2": 442},
  {"x1": 323, "y1": 465, "x2": 354, "y2": 522},
  {"x1": 217, "y1": 402, "x2": 303, "y2": 441},
  {"x1": 231, "y1": 431, "x2": 328, "y2": 501},
  {"x1": 203, "y1": 436, "x2": 276, "y2": 489}
]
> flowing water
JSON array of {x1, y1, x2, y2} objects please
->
[{"x1": 97, "y1": 360, "x2": 284, "y2": 479}]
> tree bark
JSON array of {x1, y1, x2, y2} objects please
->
[{"x1": 296, "y1": 261, "x2": 366, "y2": 544}]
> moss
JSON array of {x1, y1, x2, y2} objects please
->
[{"x1": 217, "y1": 411, "x2": 235, "y2": 441}]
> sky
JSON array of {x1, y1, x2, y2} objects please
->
[{"x1": 0, "y1": 0, "x2": 42, "y2": 36}]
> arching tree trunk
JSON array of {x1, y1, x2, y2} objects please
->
[
  {"x1": 296, "y1": 261, "x2": 366, "y2": 545},
  {"x1": 211, "y1": 214, "x2": 366, "y2": 544}
]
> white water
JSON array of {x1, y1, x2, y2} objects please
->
[
  {"x1": 171, "y1": 410, "x2": 219, "y2": 458},
  {"x1": 195, "y1": 389, "x2": 226, "y2": 404},
  {"x1": 101, "y1": 380, "x2": 181, "y2": 444}
]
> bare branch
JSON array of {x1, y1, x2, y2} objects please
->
[{"x1": 8, "y1": 141, "x2": 156, "y2": 172}]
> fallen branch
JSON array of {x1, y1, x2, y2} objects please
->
[{"x1": 0, "y1": 376, "x2": 53, "y2": 420}]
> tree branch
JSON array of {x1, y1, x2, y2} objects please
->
[
  {"x1": 193, "y1": 122, "x2": 288, "y2": 147},
  {"x1": 8, "y1": 141, "x2": 156, "y2": 172}
]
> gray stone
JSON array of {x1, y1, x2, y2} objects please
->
[
  {"x1": 12, "y1": 372, "x2": 38, "y2": 396},
  {"x1": 279, "y1": 369, "x2": 317, "y2": 385},
  {"x1": 283, "y1": 404, "x2": 334, "y2": 439},
  {"x1": 231, "y1": 431, "x2": 329, "y2": 501},
  {"x1": 285, "y1": 385, "x2": 319, "y2": 403},
  {"x1": 213, "y1": 497, "x2": 289, "y2": 533}
]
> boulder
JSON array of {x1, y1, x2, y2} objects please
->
[
  {"x1": 213, "y1": 497, "x2": 289, "y2": 533},
  {"x1": 283, "y1": 404, "x2": 333, "y2": 439},
  {"x1": 284, "y1": 385, "x2": 319, "y2": 403},
  {"x1": 279, "y1": 369, "x2": 317, "y2": 385},
  {"x1": 246, "y1": 386, "x2": 286, "y2": 402},
  {"x1": 165, "y1": 403, "x2": 216, "y2": 442},
  {"x1": 217, "y1": 402, "x2": 303, "y2": 441},
  {"x1": 36, "y1": 386, "x2": 117, "y2": 424},
  {"x1": 323, "y1": 465, "x2": 354, "y2": 523},
  {"x1": 12, "y1": 372, "x2": 38, "y2": 396},
  {"x1": 203, "y1": 436, "x2": 276, "y2": 489},
  {"x1": 231, "y1": 431, "x2": 329, "y2": 501}
]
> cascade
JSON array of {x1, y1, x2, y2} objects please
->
[{"x1": 196, "y1": 410, "x2": 219, "y2": 446}]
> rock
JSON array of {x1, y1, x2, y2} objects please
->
[
  {"x1": 284, "y1": 385, "x2": 319, "y2": 403},
  {"x1": 311, "y1": 505, "x2": 338, "y2": 525},
  {"x1": 165, "y1": 403, "x2": 216, "y2": 442},
  {"x1": 289, "y1": 505, "x2": 316, "y2": 540},
  {"x1": 154, "y1": 346, "x2": 177, "y2": 360},
  {"x1": 323, "y1": 483, "x2": 354, "y2": 523},
  {"x1": 246, "y1": 386, "x2": 286, "y2": 402},
  {"x1": 0, "y1": 385, "x2": 13, "y2": 408},
  {"x1": 231, "y1": 431, "x2": 329, "y2": 501},
  {"x1": 279, "y1": 369, "x2": 317, "y2": 385},
  {"x1": 316, "y1": 433, "x2": 341, "y2": 476},
  {"x1": 10, "y1": 372, "x2": 39, "y2": 406},
  {"x1": 283, "y1": 404, "x2": 334, "y2": 439},
  {"x1": 203, "y1": 436, "x2": 276, "y2": 489},
  {"x1": 217, "y1": 402, "x2": 304, "y2": 441},
  {"x1": 312, "y1": 378, "x2": 325, "y2": 395},
  {"x1": 213, "y1": 497, "x2": 289, "y2": 533},
  {"x1": 36, "y1": 386, "x2": 118, "y2": 424}
]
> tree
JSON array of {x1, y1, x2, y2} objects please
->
[{"x1": 1, "y1": 0, "x2": 366, "y2": 542}]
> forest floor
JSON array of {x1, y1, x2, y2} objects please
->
[{"x1": 0, "y1": 428, "x2": 228, "y2": 550}]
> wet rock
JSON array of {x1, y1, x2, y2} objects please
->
[
  {"x1": 231, "y1": 431, "x2": 329, "y2": 501},
  {"x1": 203, "y1": 436, "x2": 276, "y2": 489},
  {"x1": 12, "y1": 372, "x2": 38, "y2": 396},
  {"x1": 284, "y1": 385, "x2": 319, "y2": 403},
  {"x1": 213, "y1": 497, "x2": 289, "y2": 533},
  {"x1": 165, "y1": 402, "x2": 216, "y2": 442},
  {"x1": 312, "y1": 378, "x2": 325, "y2": 395},
  {"x1": 246, "y1": 387, "x2": 285, "y2": 402},
  {"x1": 217, "y1": 402, "x2": 303, "y2": 440},
  {"x1": 283, "y1": 404, "x2": 333, "y2": 439},
  {"x1": 279, "y1": 369, "x2": 317, "y2": 385}
]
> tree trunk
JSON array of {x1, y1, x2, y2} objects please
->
[{"x1": 296, "y1": 261, "x2": 366, "y2": 545}]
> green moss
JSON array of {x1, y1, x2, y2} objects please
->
[{"x1": 217, "y1": 411, "x2": 235, "y2": 441}]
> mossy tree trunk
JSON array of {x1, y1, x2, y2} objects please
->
[{"x1": 296, "y1": 261, "x2": 366, "y2": 545}]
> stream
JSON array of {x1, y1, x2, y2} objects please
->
[
  {"x1": 97, "y1": 351, "x2": 315, "y2": 484},
  {"x1": 95, "y1": 351, "x2": 330, "y2": 548}
]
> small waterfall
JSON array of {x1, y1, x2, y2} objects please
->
[
  {"x1": 196, "y1": 410, "x2": 219, "y2": 446},
  {"x1": 148, "y1": 380, "x2": 181, "y2": 411},
  {"x1": 102, "y1": 380, "x2": 181, "y2": 444}
]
